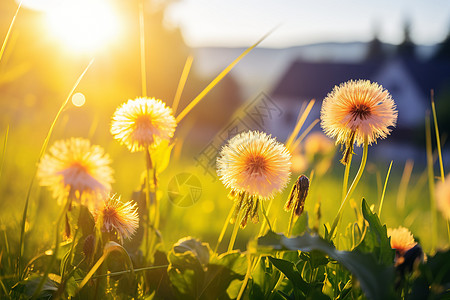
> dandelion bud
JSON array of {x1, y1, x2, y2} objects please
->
[
  {"x1": 64, "y1": 214, "x2": 71, "y2": 240},
  {"x1": 285, "y1": 175, "x2": 310, "y2": 217}
]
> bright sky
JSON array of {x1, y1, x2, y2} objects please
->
[{"x1": 166, "y1": 0, "x2": 450, "y2": 47}]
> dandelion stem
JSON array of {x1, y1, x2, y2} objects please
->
[
  {"x1": 145, "y1": 147, "x2": 152, "y2": 257},
  {"x1": 342, "y1": 152, "x2": 353, "y2": 202},
  {"x1": 378, "y1": 161, "x2": 393, "y2": 218},
  {"x1": 258, "y1": 200, "x2": 273, "y2": 236},
  {"x1": 329, "y1": 137, "x2": 369, "y2": 240},
  {"x1": 228, "y1": 209, "x2": 241, "y2": 252},
  {"x1": 236, "y1": 255, "x2": 252, "y2": 300},
  {"x1": 260, "y1": 200, "x2": 273, "y2": 232},
  {"x1": 32, "y1": 197, "x2": 71, "y2": 299},
  {"x1": 139, "y1": 0, "x2": 147, "y2": 97},
  {"x1": 214, "y1": 203, "x2": 235, "y2": 254}
]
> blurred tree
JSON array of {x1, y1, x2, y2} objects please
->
[
  {"x1": 397, "y1": 19, "x2": 415, "y2": 58},
  {"x1": 365, "y1": 25, "x2": 386, "y2": 61},
  {"x1": 432, "y1": 28, "x2": 450, "y2": 61}
]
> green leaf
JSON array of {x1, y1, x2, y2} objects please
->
[
  {"x1": 268, "y1": 256, "x2": 309, "y2": 295},
  {"x1": 11, "y1": 274, "x2": 59, "y2": 299},
  {"x1": 249, "y1": 256, "x2": 286, "y2": 299},
  {"x1": 258, "y1": 231, "x2": 396, "y2": 300},
  {"x1": 356, "y1": 199, "x2": 394, "y2": 266},
  {"x1": 152, "y1": 140, "x2": 175, "y2": 174},
  {"x1": 169, "y1": 238, "x2": 210, "y2": 276}
]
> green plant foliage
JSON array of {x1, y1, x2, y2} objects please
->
[
  {"x1": 355, "y1": 198, "x2": 395, "y2": 266},
  {"x1": 258, "y1": 229, "x2": 396, "y2": 300},
  {"x1": 168, "y1": 237, "x2": 247, "y2": 300}
]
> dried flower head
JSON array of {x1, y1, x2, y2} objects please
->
[
  {"x1": 37, "y1": 138, "x2": 113, "y2": 210},
  {"x1": 217, "y1": 131, "x2": 291, "y2": 228},
  {"x1": 436, "y1": 176, "x2": 450, "y2": 220},
  {"x1": 111, "y1": 97, "x2": 177, "y2": 152},
  {"x1": 285, "y1": 175, "x2": 310, "y2": 217},
  {"x1": 99, "y1": 194, "x2": 139, "y2": 242},
  {"x1": 320, "y1": 80, "x2": 397, "y2": 164},
  {"x1": 387, "y1": 226, "x2": 417, "y2": 254}
]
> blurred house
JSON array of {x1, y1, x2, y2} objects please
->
[
  {"x1": 269, "y1": 57, "x2": 450, "y2": 143},
  {"x1": 269, "y1": 31, "x2": 450, "y2": 147}
]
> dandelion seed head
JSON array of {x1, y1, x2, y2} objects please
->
[
  {"x1": 100, "y1": 194, "x2": 139, "y2": 242},
  {"x1": 321, "y1": 79, "x2": 397, "y2": 147},
  {"x1": 37, "y1": 138, "x2": 113, "y2": 210},
  {"x1": 217, "y1": 131, "x2": 291, "y2": 200},
  {"x1": 111, "y1": 97, "x2": 176, "y2": 152},
  {"x1": 388, "y1": 226, "x2": 416, "y2": 254}
]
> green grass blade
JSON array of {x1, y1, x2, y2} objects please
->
[
  {"x1": 286, "y1": 99, "x2": 315, "y2": 150},
  {"x1": 290, "y1": 118, "x2": 319, "y2": 152},
  {"x1": 425, "y1": 112, "x2": 437, "y2": 253},
  {"x1": 172, "y1": 55, "x2": 193, "y2": 114},
  {"x1": 378, "y1": 161, "x2": 393, "y2": 218},
  {"x1": 430, "y1": 90, "x2": 445, "y2": 183},
  {"x1": 0, "y1": 1, "x2": 22, "y2": 64},
  {"x1": 0, "y1": 125, "x2": 9, "y2": 180},
  {"x1": 175, "y1": 29, "x2": 275, "y2": 123},
  {"x1": 139, "y1": 0, "x2": 147, "y2": 97}
]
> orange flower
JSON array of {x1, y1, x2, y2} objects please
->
[
  {"x1": 111, "y1": 97, "x2": 176, "y2": 152},
  {"x1": 100, "y1": 195, "x2": 139, "y2": 242},
  {"x1": 387, "y1": 226, "x2": 416, "y2": 254}
]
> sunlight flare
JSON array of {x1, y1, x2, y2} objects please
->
[{"x1": 44, "y1": 0, "x2": 120, "y2": 53}]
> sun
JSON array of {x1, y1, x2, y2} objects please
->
[{"x1": 43, "y1": 0, "x2": 121, "y2": 53}]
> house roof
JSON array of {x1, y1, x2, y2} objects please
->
[
  {"x1": 402, "y1": 57, "x2": 450, "y2": 96},
  {"x1": 272, "y1": 58, "x2": 450, "y2": 101},
  {"x1": 271, "y1": 60, "x2": 379, "y2": 100}
]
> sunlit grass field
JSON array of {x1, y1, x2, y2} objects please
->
[{"x1": 1, "y1": 1, "x2": 450, "y2": 299}]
